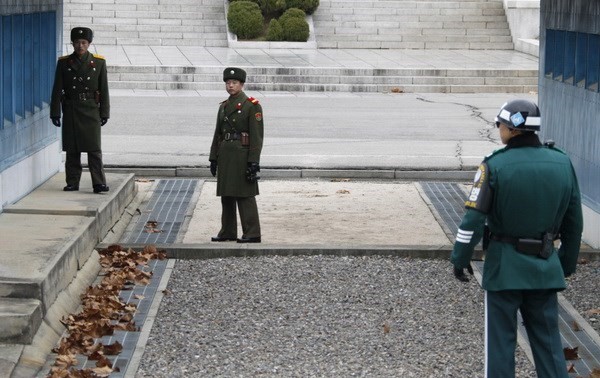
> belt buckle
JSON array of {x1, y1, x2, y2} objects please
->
[{"x1": 78, "y1": 93, "x2": 86, "y2": 101}]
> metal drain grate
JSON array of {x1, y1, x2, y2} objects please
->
[
  {"x1": 72, "y1": 258, "x2": 168, "y2": 376},
  {"x1": 123, "y1": 179, "x2": 199, "y2": 244},
  {"x1": 420, "y1": 181, "x2": 468, "y2": 238}
]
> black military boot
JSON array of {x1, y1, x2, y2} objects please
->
[{"x1": 93, "y1": 184, "x2": 109, "y2": 193}]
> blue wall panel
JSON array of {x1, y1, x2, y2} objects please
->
[
  {"x1": 0, "y1": 11, "x2": 59, "y2": 172},
  {"x1": 540, "y1": 2, "x2": 600, "y2": 213}
]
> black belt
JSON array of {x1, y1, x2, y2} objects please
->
[
  {"x1": 65, "y1": 91, "x2": 96, "y2": 101},
  {"x1": 223, "y1": 132, "x2": 240, "y2": 141},
  {"x1": 490, "y1": 234, "x2": 546, "y2": 257},
  {"x1": 490, "y1": 234, "x2": 521, "y2": 245}
]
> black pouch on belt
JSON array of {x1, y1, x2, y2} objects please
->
[
  {"x1": 516, "y1": 238, "x2": 543, "y2": 255},
  {"x1": 241, "y1": 132, "x2": 249, "y2": 146},
  {"x1": 539, "y1": 232, "x2": 554, "y2": 259}
]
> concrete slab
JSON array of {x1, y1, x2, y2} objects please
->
[
  {"x1": 0, "y1": 344, "x2": 23, "y2": 378},
  {"x1": 182, "y1": 180, "x2": 452, "y2": 247},
  {"x1": 0, "y1": 213, "x2": 97, "y2": 313},
  {"x1": 4, "y1": 173, "x2": 137, "y2": 241},
  {"x1": 0, "y1": 299, "x2": 42, "y2": 344}
]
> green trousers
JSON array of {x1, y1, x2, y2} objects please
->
[
  {"x1": 65, "y1": 151, "x2": 106, "y2": 186},
  {"x1": 485, "y1": 289, "x2": 568, "y2": 378},
  {"x1": 217, "y1": 196, "x2": 261, "y2": 239}
]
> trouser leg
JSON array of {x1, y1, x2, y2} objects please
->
[
  {"x1": 65, "y1": 152, "x2": 82, "y2": 186},
  {"x1": 218, "y1": 196, "x2": 237, "y2": 238},
  {"x1": 237, "y1": 196, "x2": 261, "y2": 238},
  {"x1": 87, "y1": 150, "x2": 106, "y2": 186},
  {"x1": 485, "y1": 290, "x2": 521, "y2": 378},
  {"x1": 521, "y1": 290, "x2": 568, "y2": 378}
]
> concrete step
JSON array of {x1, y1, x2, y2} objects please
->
[
  {"x1": 313, "y1": 0, "x2": 513, "y2": 49},
  {"x1": 108, "y1": 66, "x2": 538, "y2": 93},
  {"x1": 0, "y1": 173, "x2": 136, "y2": 344},
  {"x1": 107, "y1": 65, "x2": 538, "y2": 93},
  {"x1": 62, "y1": 0, "x2": 227, "y2": 46},
  {"x1": 109, "y1": 80, "x2": 537, "y2": 93},
  {"x1": 0, "y1": 298, "x2": 43, "y2": 344}
]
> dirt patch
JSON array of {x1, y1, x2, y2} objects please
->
[{"x1": 183, "y1": 180, "x2": 452, "y2": 246}]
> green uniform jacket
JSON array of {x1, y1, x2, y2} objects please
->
[
  {"x1": 209, "y1": 91, "x2": 264, "y2": 197},
  {"x1": 451, "y1": 134, "x2": 583, "y2": 291},
  {"x1": 50, "y1": 51, "x2": 110, "y2": 152}
]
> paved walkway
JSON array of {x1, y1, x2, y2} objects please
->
[{"x1": 88, "y1": 45, "x2": 538, "y2": 70}]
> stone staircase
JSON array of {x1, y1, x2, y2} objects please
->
[
  {"x1": 108, "y1": 65, "x2": 537, "y2": 93},
  {"x1": 63, "y1": 0, "x2": 536, "y2": 93},
  {"x1": 62, "y1": 0, "x2": 227, "y2": 49},
  {"x1": 313, "y1": 0, "x2": 513, "y2": 49}
]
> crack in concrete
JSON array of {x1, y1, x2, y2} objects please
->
[{"x1": 417, "y1": 95, "x2": 496, "y2": 143}]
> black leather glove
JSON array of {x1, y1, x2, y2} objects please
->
[
  {"x1": 101, "y1": 118, "x2": 108, "y2": 126},
  {"x1": 453, "y1": 264, "x2": 474, "y2": 282},
  {"x1": 246, "y1": 162, "x2": 260, "y2": 183},
  {"x1": 247, "y1": 162, "x2": 260, "y2": 174},
  {"x1": 51, "y1": 117, "x2": 61, "y2": 127},
  {"x1": 210, "y1": 161, "x2": 217, "y2": 177}
]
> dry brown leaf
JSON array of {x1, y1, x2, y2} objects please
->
[
  {"x1": 589, "y1": 368, "x2": 600, "y2": 378},
  {"x1": 585, "y1": 308, "x2": 600, "y2": 316},
  {"x1": 330, "y1": 178, "x2": 350, "y2": 182},
  {"x1": 572, "y1": 320, "x2": 581, "y2": 332},
  {"x1": 103, "y1": 341, "x2": 123, "y2": 355},
  {"x1": 383, "y1": 322, "x2": 390, "y2": 334},
  {"x1": 91, "y1": 365, "x2": 114, "y2": 377},
  {"x1": 49, "y1": 245, "x2": 165, "y2": 377},
  {"x1": 563, "y1": 346, "x2": 579, "y2": 360},
  {"x1": 391, "y1": 87, "x2": 404, "y2": 93},
  {"x1": 566, "y1": 362, "x2": 576, "y2": 373},
  {"x1": 336, "y1": 189, "x2": 350, "y2": 194}
]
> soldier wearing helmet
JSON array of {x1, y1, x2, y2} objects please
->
[{"x1": 450, "y1": 99, "x2": 583, "y2": 377}]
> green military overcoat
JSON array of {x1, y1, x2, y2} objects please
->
[
  {"x1": 209, "y1": 91, "x2": 264, "y2": 197},
  {"x1": 50, "y1": 51, "x2": 110, "y2": 152},
  {"x1": 451, "y1": 134, "x2": 583, "y2": 291}
]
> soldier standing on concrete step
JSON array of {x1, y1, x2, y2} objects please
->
[
  {"x1": 450, "y1": 99, "x2": 583, "y2": 378},
  {"x1": 50, "y1": 27, "x2": 110, "y2": 194},
  {"x1": 209, "y1": 67, "x2": 264, "y2": 243}
]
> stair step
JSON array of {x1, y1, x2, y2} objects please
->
[
  {"x1": 0, "y1": 298, "x2": 43, "y2": 344},
  {"x1": 109, "y1": 80, "x2": 537, "y2": 93}
]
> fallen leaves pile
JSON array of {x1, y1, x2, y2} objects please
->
[{"x1": 47, "y1": 244, "x2": 166, "y2": 378}]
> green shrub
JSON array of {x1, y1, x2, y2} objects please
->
[
  {"x1": 260, "y1": 0, "x2": 287, "y2": 15},
  {"x1": 278, "y1": 7, "x2": 306, "y2": 27},
  {"x1": 283, "y1": 16, "x2": 309, "y2": 41},
  {"x1": 285, "y1": 0, "x2": 319, "y2": 14},
  {"x1": 266, "y1": 19, "x2": 284, "y2": 41},
  {"x1": 228, "y1": 1, "x2": 264, "y2": 39}
]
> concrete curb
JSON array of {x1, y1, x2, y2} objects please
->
[
  {"x1": 96, "y1": 243, "x2": 600, "y2": 261},
  {"x1": 104, "y1": 167, "x2": 478, "y2": 181}
]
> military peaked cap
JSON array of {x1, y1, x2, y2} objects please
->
[
  {"x1": 223, "y1": 67, "x2": 246, "y2": 83},
  {"x1": 71, "y1": 27, "x2": 93, "y2": 43}
]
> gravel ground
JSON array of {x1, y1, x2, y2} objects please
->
[
  {"x1": 562, "y1": 259, "x2": 600, "y2": 335},
  {"x1": 136, "y1": 256, "x2": 538, "y2": 377}
]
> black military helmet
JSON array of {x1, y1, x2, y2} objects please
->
[
  {"x1": 223, "y1": 67, "x2": 246, "y2": 83},
  {"x1": 495, "y1": 99, "x2": 541, "y2": 131},
  {"x1": 71, "y1": 27, "x2": 93, "y2": 43}
]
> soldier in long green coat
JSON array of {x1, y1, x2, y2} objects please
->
[
  {"x1": 451, "y1": 99, "x2": 583, "y2": 378},
  {"x1": 50, "y1": 27, "x2": 110, "y2": 194},
  {"x1": 209, "y1": 67, "x2": 264, "y2": 243}
]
